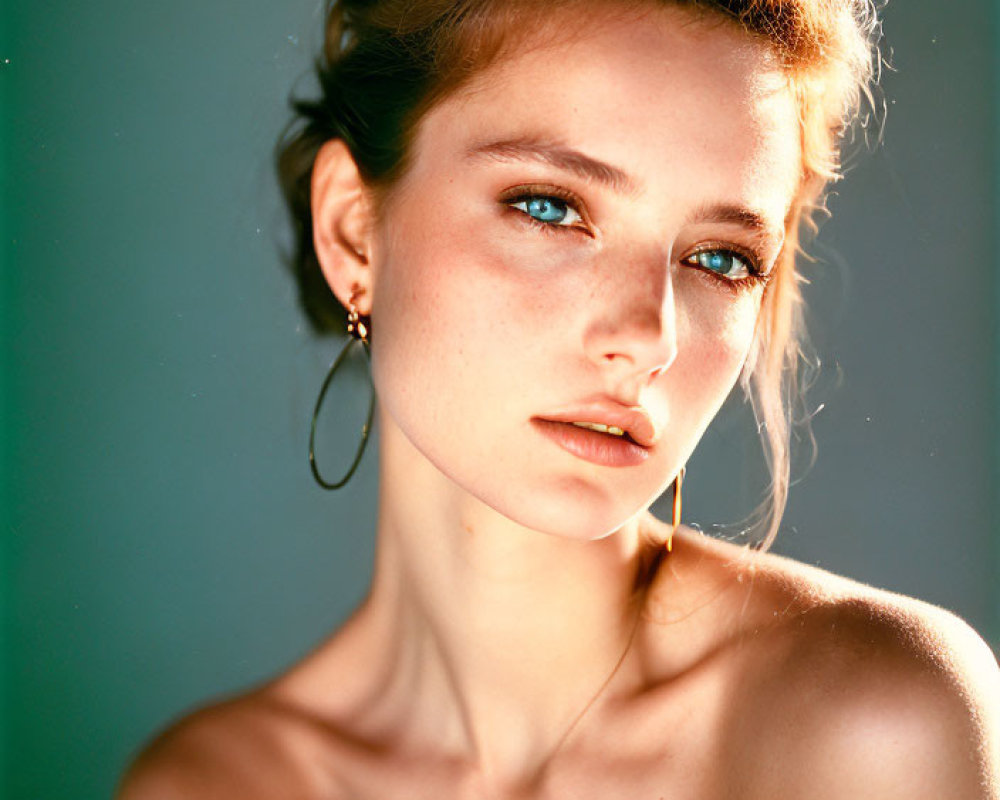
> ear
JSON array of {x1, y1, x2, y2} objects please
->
[{"x1": 311, "y1": 139, "x2": 375, "y2": 315}]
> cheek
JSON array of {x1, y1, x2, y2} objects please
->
[
  {"x1": 378, "y1": 199, "x2": 584, "y2": 360},
  {"x1": 368, "y1": 204, "x2": 549, "y2": 417},
  {"x1": 678, "y1": 289, "x2": 761, "y2": 397}
]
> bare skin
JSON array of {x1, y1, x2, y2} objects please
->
[
  {"x1": 118, "y1": 519, "x2": 999, "y2": 799},
  {"x1": 118, "y1": 5, "x2": 1000, "y2": 798}
]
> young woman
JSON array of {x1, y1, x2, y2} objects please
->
[{"x1": 119, "y1": 0, "x2": 999, "y2": 797}]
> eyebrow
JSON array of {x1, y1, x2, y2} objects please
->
[
  {"x1": 465, "y1": 134, "x2": 786, "y2": 243},
  {"x1": 464, "y1": 134, "x2": 641, "y2": 197},
  {"x1": 688, "y1": 202, "x2": 785, "y2": 242}
]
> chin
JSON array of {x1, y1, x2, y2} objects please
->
[{"x1": 478, "y1": 475, "x2": 655, "y2": 542}]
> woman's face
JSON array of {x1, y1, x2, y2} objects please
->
[{"x1": 367, "y1": 5, "x2": 802, "y2": 539}]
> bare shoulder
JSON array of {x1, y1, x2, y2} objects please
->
[
  {"x1": 665, "y1": 525, "x2": 1000, "y2": 799},
  {"x1": 116, "y1": 687, "x2": 346, "y2": 800}
]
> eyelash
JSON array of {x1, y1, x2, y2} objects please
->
[{"x1": 500, "y1": 185, "x2": 772, "y2": 293}]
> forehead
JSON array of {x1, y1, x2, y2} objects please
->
[{"x1": 406, "y1": 4, "x2": 802, "y2": 224}]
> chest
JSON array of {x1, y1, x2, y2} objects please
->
[
  {"x1": 312, "y1": 638, "x2": 787, "y2": 800},
  {"x1": 324, "y1": 748, "x2": 746, "y2": 800},
  {"x1": 322, "y1": 696, "x2": 758, "y2": 800}
]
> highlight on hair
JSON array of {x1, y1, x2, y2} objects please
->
[{"x1": 277, "y1": 0, "x2": 885, "y2": 549}]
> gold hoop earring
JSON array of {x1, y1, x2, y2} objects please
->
[
  {"x1": 308, "y1": 297, "x2": 374, "y2": 490},
  {"x1": 666, "y1": 466, "x2": 686, "y2": 552}
]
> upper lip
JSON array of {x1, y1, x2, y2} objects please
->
[{"x1": 535, "y1": 399, "x2": 659, "y2": 448}]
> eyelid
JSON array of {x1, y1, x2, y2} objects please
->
[
  {"x1": 498, "y1": 183, "x2": 594, "y2": 232},
  {"x1": 680, "y1": 243, "x2": 774, "y2": 295},
  {"x1": 683, "y1": 241, "x2": 767, "y2": 276}
]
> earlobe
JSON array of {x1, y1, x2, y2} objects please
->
[{"x1": 311, "y1": 139, "x2": 375, "y2": 315}]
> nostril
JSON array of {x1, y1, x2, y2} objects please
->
[{"x1": 583, "y1": 291, "x2": 679, "y2": 376}]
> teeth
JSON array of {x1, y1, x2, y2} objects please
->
[{"x1": 571, "y1": 422, "x2": 625, "y2": 436}]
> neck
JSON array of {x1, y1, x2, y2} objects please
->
[{"x1": 358, "y1": 410, "x2": 663, "y2": 787}]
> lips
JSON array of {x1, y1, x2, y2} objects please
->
[
  {"x1": 533, "y1": 400, "x2": 659, "y2": 448},
  {"x1": 529, "y1": 399, "x2": 660, "y2": 467},
  {"x1": 530, "y1": 418, "x2": 651, "y2": 467}
]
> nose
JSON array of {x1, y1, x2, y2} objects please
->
[{"x1": 582, "y1": 257, "x2": 679, "y2": 393}]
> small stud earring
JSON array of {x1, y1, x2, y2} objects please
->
[{"x1": 346, "y1": 299, "x2": 369, "y2": 343}]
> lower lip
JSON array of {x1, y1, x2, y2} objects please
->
[{"x1": 531, "y1": 419, "x2": 651, "y2": 467}]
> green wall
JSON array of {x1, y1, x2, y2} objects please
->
[
  {"x1": 4, "y1": 2, "x2": 378, "y2": 796},
  {"x1": 3, "y1": 0, "x2": 13, "y2": 789}
]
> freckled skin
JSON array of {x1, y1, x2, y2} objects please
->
[{"x1": 368, "y1": 6, "x2": 800, "y2": 539}]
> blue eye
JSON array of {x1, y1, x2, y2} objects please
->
[
  {"x1": 689, "y1": 249, "x2": 754, "y2": 280},
  {"x1": 508, "y1": 194, "x2": 584, "y2": 228},
  {"x1": 682, "y1": 247, "x2": 771, "y2": 292}
]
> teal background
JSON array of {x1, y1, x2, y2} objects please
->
[{"x1": 3, "y1": 1, "x2": 998, "y2": 797}]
